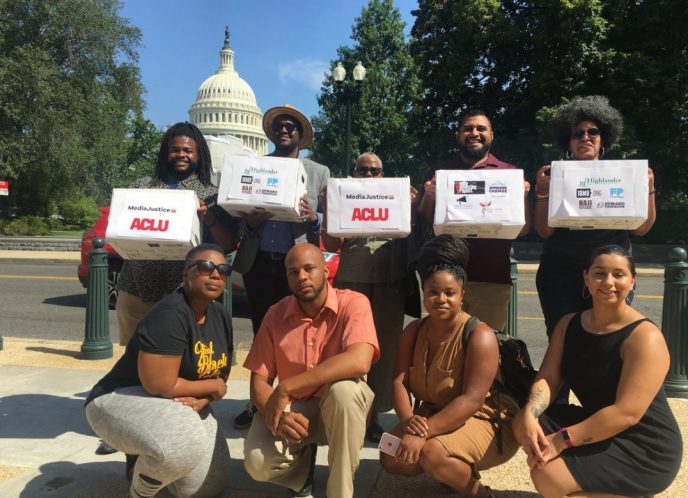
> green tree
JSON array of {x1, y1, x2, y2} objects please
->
[
  {"x1": 0, "y1": 0, "x2": 144, "y2": 215},
  {"x1": 112, "y1": 112, "x2": 161, "y2": 189},
  {"x1": 310, "y1": 0, "x2": 421, "y2": 180}
]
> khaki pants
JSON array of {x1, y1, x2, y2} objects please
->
[
  {"x1": 115, "y1": 291, "x2": 154, "y2": 346},
  {"x1": 463, "y1": 281, "x2": 511, "y2": 331},
  {"x1": 244, "y1": 379, "x2": 374, "y2": 498}
]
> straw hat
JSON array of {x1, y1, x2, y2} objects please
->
[{"x1": 262, "y1": 104, "x2": 313, "y2": 149}]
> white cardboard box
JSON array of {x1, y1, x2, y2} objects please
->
[
  {"x1": 548, "y1": 160, "x2": 648, "y2": 230},
  {"x1": 105, "y1": 188, "x2": 201, "y2": 260},
  {"x1": 434, "y1": 169, "x2": 525, "y2": 239},
  {"x1": 218, "y1": 155, "x2": 307, "y2": 222},
  {"x1": 326, "y1": 177, "x2": 411, "y2": 238}
]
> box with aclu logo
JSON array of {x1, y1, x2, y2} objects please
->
[
  {"x1": 105, "y1": 189, "x2": 201, "y2": 260},
  {"x1": 218, "y1": 155, "x2": 307, "y2": 222},
  {"x1": 548, "y1": 160, "x2": 648, "y2": 229},
  {"x1": 326, "y1": 177, "x2": 411, "y2": 238},
  {"x1": 434, "y1": 169, "x2": 525, "y2": 239}
]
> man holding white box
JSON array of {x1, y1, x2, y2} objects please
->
[
  {"x1": 232, "y1": 105, "x2": 330, "y2": 430},
  {"x1": 417, "y1": 109, "x2": 531, "y2": 331}
]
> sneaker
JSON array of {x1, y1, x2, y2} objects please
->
[
  {"x1": 292, "y1": 444, "x2": 317, "y2": 497},
  {"x1": 233, "y1": 402, "x2": 255, "y2": 430},
  {"x1": 95, "y1": 440, "x2": 118, "y2": 455},
  {"x1": 125, "y1": 454, "x2": 138, "y2": 482}
]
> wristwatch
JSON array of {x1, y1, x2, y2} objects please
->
[{"x1": 560, "y1": 427, "x2": 574, "y2": 449}]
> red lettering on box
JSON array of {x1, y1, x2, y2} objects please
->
[
  {"x1": 130, "y1": 218, "x2": 169, "y2": 232},
  {"x1": 351, "y1": 207, "x2": 389, "y2": 222}
]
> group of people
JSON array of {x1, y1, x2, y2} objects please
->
[{"x1": 84, "y1": 96, "x2": 681, "y2": 498}]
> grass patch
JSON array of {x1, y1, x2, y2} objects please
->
[{"x1": 49, "y1": 230, "x2": 83, "y2": 238}]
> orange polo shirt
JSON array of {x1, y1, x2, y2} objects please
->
[{"x1": 244, "y1": 283, "x2": 380, "y2": 400}]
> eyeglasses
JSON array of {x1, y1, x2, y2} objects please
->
[
  {"x1": 186, "y1": 260, "x2": 231, "y2": 278},
  {"x1": 272, "y1": 121, "x2": 298, "y2": 134},
  {"x1": 354, "y1": 166, "x2": 383, "y2": 176},
  {"x1": 571, "y1": 127, "x2": 601, "y2": 140}
]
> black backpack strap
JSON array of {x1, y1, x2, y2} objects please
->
[{"x1": 461, "y1": 316, "x2": 481, "y2": 349}]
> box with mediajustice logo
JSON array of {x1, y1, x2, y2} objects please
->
[{"x1": 105, "y1": 188, "x2": 201, "y2": 260}]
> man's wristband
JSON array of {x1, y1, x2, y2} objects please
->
[
  {"x1": 535, "y1": 191, "x2": 550, "y2": 200},
  {"x1": 560, "y1": 427, "x2": 574, "y2": 448}
]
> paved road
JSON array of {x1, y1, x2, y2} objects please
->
[{"x1": 0, "y1": 261, "x2": 666, "y2": 368}]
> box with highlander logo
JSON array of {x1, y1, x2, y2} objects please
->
[
  {"x1": 434, "y1": 169, "x2": 525, "y2": 239},
  {"x1": 217, "y1": 155, "x2": 307, "y2": 222},
  {"x1": 326, "y1": 177, "x2": 411, "y2": 237},
  {"x1": 105, "y1": 189, "x2": 201, "y2": 260},
  {"x1": 548, "y1": 160, "x2": 648, "y2": 230}
]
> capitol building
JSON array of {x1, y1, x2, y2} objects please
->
[{"x1": 189, "y1": 28, "x2": 268, "y2": 155}]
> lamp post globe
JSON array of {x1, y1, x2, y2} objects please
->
[{"x1": 332, "y1": 61, "x2": 366, "y2": 177}]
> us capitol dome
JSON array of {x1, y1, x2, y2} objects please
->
[{"x1": 189, "y1": 28, "x2": 267, "y2": 155}]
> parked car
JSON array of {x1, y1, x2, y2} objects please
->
[{"x1": 78, "y1": 207, "x2": 339, "y2": 309}]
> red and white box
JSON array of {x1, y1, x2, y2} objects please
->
[
  {"x1": 434, "y1": 169, "x2": 525, "y2": 239},
  {"x1": 218, "y1": 155, "x2": 307, "y2": 222},
  {"x1": 548, "y1": 160, "x2": 648, "y2": 230},
  {"x1": 105, "y1": 188, "x2": 201, "y2": 260},
  {"x1": 326, "y1": 177, "x2": 411, "y2": 238}
]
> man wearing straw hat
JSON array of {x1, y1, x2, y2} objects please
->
[{"x1": 232, "y1": 104, "x2": 330, "y2": 430}]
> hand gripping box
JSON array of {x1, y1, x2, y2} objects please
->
[
  {"x1": 105, "y1": 188, "x2": 201, "y2": 260},
  {"x1": 326, "y1": 177, "x2": 411, "y2": 238},
  {"x1": 434, "y1": 169, "x2": 525, "y2": 239},
  {"x1": 218, "y1": 155, "x2": 307, "y2": 222},
  {"x1": 548, "y1": 160, "x2": 648, "y2": 230}
]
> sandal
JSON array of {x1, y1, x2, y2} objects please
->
[{"x1": 365, "y1": 422, "x2": 384, "y2": 444}]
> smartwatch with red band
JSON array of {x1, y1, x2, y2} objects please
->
[{"x1": 560, "y1": 427, "x2": 574, "y2": 449}]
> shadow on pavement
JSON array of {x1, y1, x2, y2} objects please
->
[
  {"x1": 0, "y1": 394, "x2": 93, "y2": 439},
  {"x1": 43, "y1": 294, "x2": 87, "y2": 308}
]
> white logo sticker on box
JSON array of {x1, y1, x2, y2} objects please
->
[
  {"x1": 227, "y1": 163, "x2": 288, "y2": 205},
  {"x1": 339, "y1": 181, "x2": 402, "y2": 229}
]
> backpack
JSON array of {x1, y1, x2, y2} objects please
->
[{"x1": 462, "y1": 316, "x2": 537, "y2": 408}]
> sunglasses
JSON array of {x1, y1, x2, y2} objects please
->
[
  {"x1": 186, "y1": 260, "x2": 231, "y2": 278},
  {"x1": 354, "y1": 166, "x2": 383, "y2": 176},
  {"x1": 272, "y1": 122, "x2": 298, "y2": 134},
  {"x1": 571, "y1": 127, "x2": 601, "y2": 140}
]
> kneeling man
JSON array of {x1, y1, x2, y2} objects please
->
[{"x1": 243, "y1": 243, "x2": 379, "y2": 498}]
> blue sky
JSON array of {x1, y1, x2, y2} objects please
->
[{"x1": 119, "y1": 0, "x2": 418, "y2": 130}]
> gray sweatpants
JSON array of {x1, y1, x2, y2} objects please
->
[{"x1": 85, "y1": 386, "x2": 232, "y2": 498}]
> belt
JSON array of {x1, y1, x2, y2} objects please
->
[{"x1": 257, "y1": 251, "x2": 286, "y2": 261}]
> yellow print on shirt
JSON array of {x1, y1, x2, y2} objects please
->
[{"x1": 194, "y1": 340, "x2": 228, "y2": 378}]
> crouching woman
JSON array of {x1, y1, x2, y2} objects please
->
[
  {"x1": 380, "y1": 236, "x2": 519, "y2": 498},
  {"x1": 85, "y1": 243, "x2": 234, "y2": 498}
]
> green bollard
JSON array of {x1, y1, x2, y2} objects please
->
[
  {"x1": 505, "y1": 247, "x2": 518, "y2": 337},
  {"x1": 81, "y1": 237, "x2": 113, "y2": 359},
  {"x1": 661, "y1": 247, "x2": 688, "y2": 398}
]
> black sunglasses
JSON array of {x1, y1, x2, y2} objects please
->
[
  {"x1": 186, "y1": 260, "x2": 231, "y2": 278},
  {"x1": 571, "y1": 127, "x2": 601, "y2": 140},
  {"x1": 354, "y1": 166, "x2": 383, "y2": 176},
  {"x1": 272, "y1": 121, "x2": 298, "y2": 134}
]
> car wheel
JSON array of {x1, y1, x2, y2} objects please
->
[{"x1": 108, "y1": 259, "x2": 123, "y2": 310}]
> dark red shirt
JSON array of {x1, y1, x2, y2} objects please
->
[{"x1": 421, "y1": 153, "x2": 518, "y2": 284}]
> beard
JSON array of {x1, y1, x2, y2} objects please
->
[
  {"x1": 166, "y1": 158, "x2": 198, "y2": 181},
  {"x1": 457, "y1": 141, "x2": 490, "y2": 160},
  {"x1": 293, "y1": 278, "x2": 327, "y2": 303}
]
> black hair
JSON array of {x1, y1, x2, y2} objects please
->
[
  {"x1": 459, "y1": 109, "x2": 491, "y2": 128},
  {"x1": 586, "y1": 244, "x2": 636, "y2": 278},
  {"x1": 154, "y1": 122, "x2": 213, "y2": 186},
  {"x1": 185, "y1": 243, "x2": 225, "y2": 264},
  {"x1": 417, "y1": 235, "x2": 469, "y2": 274},
  {"x1": 550, "y1": 95, "x2": 624, "y2": 152},
  {"x1": 419, "y1": 262, "x2": 467, "y2": 287}
]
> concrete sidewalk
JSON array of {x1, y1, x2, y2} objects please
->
[{"x1": 0, "y1": 337, "x2": 686, "y2": 498}]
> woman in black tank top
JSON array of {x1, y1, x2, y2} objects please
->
[{"x1": 512, "y1": 245, "x2": 681, "y2": 497}]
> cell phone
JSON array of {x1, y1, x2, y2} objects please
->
[{"x1": 378, "y1": 432, "x2": 401, "y2": 456}]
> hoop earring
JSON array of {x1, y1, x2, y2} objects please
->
[
  {"x1": 582, "y1": 285, "x2": 591, "y2": 300},
  {"x1": 565, "y1": 150, "x2": 573, "y2": 160},
  {"x1": 599, "y1": 147, "x2": 605, "y2": 159}
]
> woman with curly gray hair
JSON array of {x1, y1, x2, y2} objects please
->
[{"x1": 533, "y1": 95, "x2": 656, "y2": 342}]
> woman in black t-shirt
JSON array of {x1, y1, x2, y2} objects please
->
[{"x1": 85, "y1": 243, "x2": 234, "y2": 498}]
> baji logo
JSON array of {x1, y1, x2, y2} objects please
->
[
  {"x1": 579, "y1": 200, "x2": 592, "y2": 209},
  {"x1": 576, "y1": 188, "x2": 592, "y2": 198},
  {"x1": 241, "y1": 175, "x2": 253, "y2": 184},
  {"x1": 610, "y1": 187, "x2": 624, "y2": 198},
  {"x1": 241, "y1": 185, "x2": 252, "y2": 194},
  {"x1": 130, "y1": 218, "x2": 169, "y2": 232},
  {"x1": 351, "y1": 207, "x2": 389, "y2": 221},
  {"x1": 454, "y1": 181, "x2": 485, "y2": 195}
]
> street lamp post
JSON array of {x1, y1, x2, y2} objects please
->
[{"x1": 332, "y1": 61, "x2": 366, "y2": 177}]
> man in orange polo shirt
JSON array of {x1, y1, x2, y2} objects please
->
[{"x1": 243, "y1": 243, "x2": 379, "y2": 498}]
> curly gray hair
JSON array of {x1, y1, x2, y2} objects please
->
[{"x1": 550, "y1": 95, "x2": 624, "y2": 152}]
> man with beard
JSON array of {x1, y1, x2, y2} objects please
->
[
  {"x1": 416, "y1": 109, "x2": 531, "y2": 330},
  {"x1": 243, "y1": 243, "x2": 378, "y2": 498},
  {"x1": 115, "y1": 122, "x2": 239, "y2": 347},
  {"x1": 232, "y1": 104, "x2": 330, "y2": 429}
]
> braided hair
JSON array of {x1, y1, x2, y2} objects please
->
[
  {"x1": 416, "y1": 235, "x2": 470, "y2": 287},
  {"x1": 154, "y1": 122, "x2": 213, "y2": 186}
]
